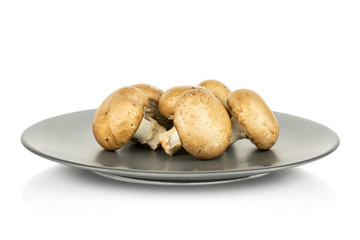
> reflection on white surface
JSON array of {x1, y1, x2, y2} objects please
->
[{"x1": 23, "y1": 165, "x2": 337, "y2": 212}]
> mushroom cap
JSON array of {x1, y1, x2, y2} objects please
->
[
  {"x1": 158, "y1": 85, "x2": 209, "y2": 119},
  {"x1": 198, "y1": 80, "x2": 231, "y2": 114},
  {"x1": 93, "y1": 86, "x2": 148, "y2": 151},
  {"x1": 227, "y1": 89, "x2": 279, "y2": 150},
  {"x1": 132, "y1": 84, "x2": 163, "y2": 103},
  {"x1": 174, "y1": 89, "x2": 232, "y2": 159}
]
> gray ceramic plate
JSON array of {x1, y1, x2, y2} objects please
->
[{"x1": 21, "y1": 109, "x2": 339, "y2": 185}]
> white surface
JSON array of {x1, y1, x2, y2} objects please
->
[{"x1": 1, "y1": 0, "x2": 359, "y2": 239}]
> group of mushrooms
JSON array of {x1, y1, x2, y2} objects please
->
[{"x1": 92, "y1": 80, "x2": 279, "y2": 160}]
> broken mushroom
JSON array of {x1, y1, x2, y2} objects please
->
[
  {"x1": 227, "y1": 89, "x2": 279, "y2": 150},
  {"x1": 93, "y1": 86, "x2": 166, "y2": 151},
  {"x1": 160, "y1": 89, "x2": 232, "y2": 159}
]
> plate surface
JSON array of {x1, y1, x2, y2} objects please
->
[{"x1": 21, "y1": 110, "x2": 339, "y2": 184}]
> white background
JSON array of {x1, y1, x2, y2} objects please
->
[{"x1": 1, "y1": 0, "x2": 359, "y2": 239}]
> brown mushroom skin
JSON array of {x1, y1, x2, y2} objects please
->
[
  {"x1": 228, "y1": 89, "x2": 279, "y2": 150},
  {"x1": 132, "y1": 84, "x2": 163, "y2": 102},
  {"x1": 198, "y1": 80, "x2": 231, "y2": 114},
  {"x1": 158, "y1": 86, "x2": 209, "y2": 120},
  {"x1": 93, "y1": 87, "x2": 147, "y2": 151},
  {"x1": 174, "y1": 89, "x2": 232, "y2": 159}
]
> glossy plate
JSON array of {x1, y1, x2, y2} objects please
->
[{"x1": 21, "y1": 109, "x2": 339, "y2": 185}]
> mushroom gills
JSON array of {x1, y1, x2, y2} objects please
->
[
  {"x1": 230, "y1": 115, "x2": 248, "y2": 144},
  {"x1": 159, "y1": 126, "x2": 182, "y2": 156},
  {"x1": 143, "y1": 99, "x2": 159, "y2": 119},
  {"x1": 144, "y1": 99, "x2": 173, "y2": 130},
  {"x1": 132, "y1": 117, "x2": 166, "y2": 150}
]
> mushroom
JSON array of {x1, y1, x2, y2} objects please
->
[
  {"x1": 158, "y1": 85, "x2": 210, "y2": 155},
  {"x1": 227, "y1": 89, "x2": 279, "y2": 150},
  {"x1": 93, "y1": 86, "x2": 166, "y2": 151},
  {"x1": 132, "y1": 84, "x2": 173, "y2": 130},
  {"x1": 158, "y1": 85, "x2": 209, "y2": 120},
  {"x1": 160, "y1": 89, "x2": 232, "y2": 159},
  {"x1": 198, "y1": 79, "x2": 231, "y2": 114}
]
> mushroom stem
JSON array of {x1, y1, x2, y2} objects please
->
[
  {"x1": 159, "y1": 126, "x2": 182, "y2": 156},
  {"x1": 230, "y1": 115, "x2": 248, "y2": 144},
  {"x1": 133, "y1": 117, "x2": 166, "y2": 150}
]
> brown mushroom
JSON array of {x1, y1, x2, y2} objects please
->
[
  {"x1": 198, "y1": 79, "x2": 231, "y2": 114},
  {"x1": 158, "y1": 85, "x2": 209, "y2": 120},
  {"x1": 227, "y1": 89, "x2": 279, "y2": 150},
  {"x1": 93, "y1": 86, "x2": 166, "y2": 151},
  {"x1": 158, "y1": 85, "x2": 211, "y2": 155},
  {"x1": 160, "y1": 89, "x2": 231, "y2": 159}
]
